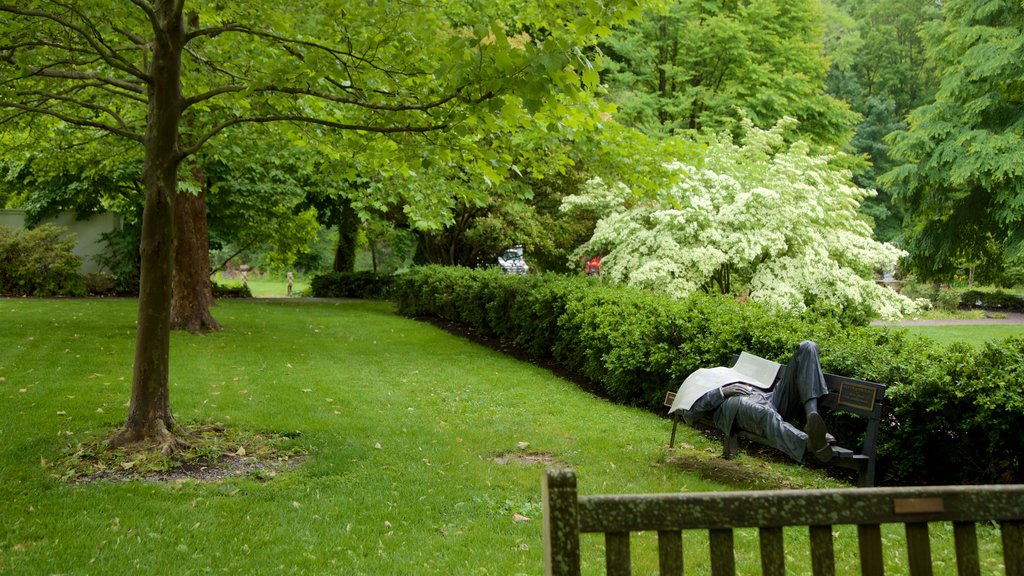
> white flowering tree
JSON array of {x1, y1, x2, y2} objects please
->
[{"x1": 563, "y1": 120, "x2": 917, "y2": 320}]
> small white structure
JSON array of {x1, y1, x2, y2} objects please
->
[{"x1": 0, "y1": 210, "x2": 122, "y2": 273}]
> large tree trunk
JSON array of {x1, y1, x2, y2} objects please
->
[
  {"x1": 333, "y1": 197, "x2": 359, "y2": 272},
  {"x1": 171, "y1": 172, "x2": 221, "y2": 334},
  {"x1": 111, "y1": 1, "x2": 187, "y2": 453}
]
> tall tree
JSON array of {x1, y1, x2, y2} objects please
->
[
  {"x1": 0, "y1": 0, "x2": 640, "y2": 451},
  {"x1": 822, "y1": 0, "x2": 942, "y2": 241},
  {"x1": 601, "y1": 0, "x2": 857, "y2": 146},
  {"x1": 881, "y1": 0, "x2": 1024, "y2": 281}
]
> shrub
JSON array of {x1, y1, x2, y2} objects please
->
[
  {"x1": 310, "y1": 271, "x2": 394, "y2": 299},
  {"x1": 93, "y1": 225, "x2": 141, "y2": 294},
  {"x1": 83, "y1": 272, "x2": 119, "y2": 296},
  {"x1": 0, "y1": 224, "x2": 86, "y2": 296},
  {"x1": 392, "y1": 265, "x2": 1024, "y2": 486},
  {"x1": 935, "y1": 288, "x2": 963, "y2": 311},
  {"x1": 960, "y1": 289, "x2": 1024, "y2": 312},
  {"x1": 212, "y1": 282, "x2": 252, "y2": 298}
]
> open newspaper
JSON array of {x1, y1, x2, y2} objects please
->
[{"x1": 668, "y1": 352, "x2": 782, "y2": 413}]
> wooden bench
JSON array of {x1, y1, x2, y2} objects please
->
[
  {"x1": 664, "y1": 365, "x2": 886, "y2": 487},
  {"x1": 542, "y1": 468, "x2": 1024, "y2": 576}
]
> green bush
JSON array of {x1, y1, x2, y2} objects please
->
[
  {"x1": 935, "y1": 288, "x2": 963, "y2": 311},
  {"x1": 93, "y1": 224, "x2": 141, "y2": 294},
  {"x1": 212, "y1": 282, "x2": 252, "y2": 298},
  {"x1": 393, "y1": 265, "x2": 1024, "y2": 486},
  {"x1": 960, "y1": 289, "x2": 1024, "y2": 312},
  {"x1": 0, "y1": 224, "x2": 86, "y2": 296},
  {"x1": 310, "y1": 271, "x2": 394, "y2": 299}
]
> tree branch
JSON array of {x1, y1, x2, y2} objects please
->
[
  {"x1": 14, "y1": 89, "x2": 136, "y2": 131},
  {"x1": 184, "y1": 22, "x2": 248, "y2": 42},
  {"x1": 8, "y1": 64, "x2": 146, "y2": 94},
  {"x1": 0, "y1": 5, "x2": 150, "y2": 82},
  {"x1": 0, "y1": 100, "x2": 144, "y2": 142},
  {"x1": 179, "y1": 115, "x2": 450, "y2": 159}
]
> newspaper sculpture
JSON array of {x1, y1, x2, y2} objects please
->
[{"x1": 668, "y1": 352, "x2": 782, "y2": 413}]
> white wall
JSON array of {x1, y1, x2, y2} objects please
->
[{"x1": 0, "y1": 210, "x2": 122, "y2": 273}]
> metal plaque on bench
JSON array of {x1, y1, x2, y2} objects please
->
[{"x1": 836, "y1": 381, "x2": 877, "y2": 411}]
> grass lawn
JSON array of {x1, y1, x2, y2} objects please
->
[
  {"x1": 213, "y1": 272, "x2": 312, "y2": 298},
  {"x1": 0, "y1": 299, "x2": 1007, "y2": 574},
  {"x1": 899, "y1": 324, "x2": 1024, "y2": 347}
]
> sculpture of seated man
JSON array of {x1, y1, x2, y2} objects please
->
[{"x1": 680, "y1": 341, "x2": 834, "y2": 463}]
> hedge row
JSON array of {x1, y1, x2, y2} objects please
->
[
  {"x1": 391, "y1": 265, "x2": 1024, "y2": 486},
  {"x1": 310, "y1": 271, "x2": 394, "y2": 299},
  {"x1": 960, "y1": 289, "x2": 1024, "y2": 313}
]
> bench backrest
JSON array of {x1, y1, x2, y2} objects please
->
[{"x1": 543, "y1": 469, "x2": 1024, "y2": 576}]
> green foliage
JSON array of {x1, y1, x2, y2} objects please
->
[
  {"x1": 960, "y1": 289, "x2": 1024, "y2": 313},
  {"x1": 211, "y1": 282, "x2": 252, "y2": 299},
  {"x1": 0, "y1": 224, "x2": 85, "y2": 296},
  {"x1": 309, "y1": 271, "x2": 394, "y2": 300},
  {"x1": 93, "y1": 223, "x2": 142, "y2": 294},
  {"x1": 822, "y1": 0, "x2": 943, "y2": 242},
  {"x1": 395, "y1": 265, "x2": 1024, "y2": 484},
  {"x1": 882, "y1": 0, "x2": 1024, "y2": 281},
  {"x1": 602, "y1": 0, "x2": 858, "y2": 146}
]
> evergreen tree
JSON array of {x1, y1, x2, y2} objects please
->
[
  {"x1": 602, "y1": 0, "x2": 857, "y2": 147},
  {"x1": 822, "y1": 0, "x2": 942, "y2": 242},
  {"x1": 882, "y1": 0, "x2": 1024, "y2": 281}
]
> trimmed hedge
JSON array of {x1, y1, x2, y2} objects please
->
[
  {"x1": 960, "y1": 289, "x2": 1024, "y2": 313},
  {"x1": 0, "y1": 224, "x2": 86, "y2": 297},
  {"x1": 393, "y1": 265, "x2": 1024, "y2": 486},
  {"x1": 212, "y1": 282, "x2": 252, "y2": 298},
  {"x1": 310, "y1": 271, "x2": 394, "y2": 300}
]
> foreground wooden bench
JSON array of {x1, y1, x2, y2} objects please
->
[
  {"x1": 542, "y1": 468, "x2": 1024, "y2": 576},
  {"x1": 665, "y1": 367, "x2": 886, "y2": 487}
]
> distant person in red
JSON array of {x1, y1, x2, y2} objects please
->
[{"x1": 585, "y1": 256, "x2": 602, "y2": 276}]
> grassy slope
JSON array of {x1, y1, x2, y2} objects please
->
[{"x1": 0, "y1": 299, "x2": 1001, "y2": 574}]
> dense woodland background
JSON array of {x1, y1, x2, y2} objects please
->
[{"x1": 3, "y1": 0, "x2": 1021, "y2": 295}]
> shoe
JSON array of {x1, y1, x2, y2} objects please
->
[{"x1": 805, "y1": 412, "x2": 833, "y2": 462}]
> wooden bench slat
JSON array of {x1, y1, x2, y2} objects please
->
[
  {"x1": 709, "y1": 528, "x2": 736, "y2": 576},
  {"x1": 605, "y1": 532, "x2": 631, "y2": 576},
  {"x1": 545, "y1": 470, "x2": 1024, "y2": 576},
  {"x1": 657, "y1": 530, "x2": 683, "y2": 576},
  {"x1": 758, "y1": 526, "x2": 785, "y2": 575},
  {"x1": 1002, "y1": 520, "x2": 1024, "y2": 576},
  {"x1": 542, "y1": 469, "x2": 581, "y2": 576},
  {"x1": 952, "y1": 521, "x2": 980, "y2": 576},
  {"x1": 576, "y1": 487, "x2": 1024, "y2": 533},
  {"x1": 810, "y1": 524, "x2": 836, "y2": 576},
  {"x1": 856, "y1": 523, "x2": 884, "y2": 576},
  {"x1": 905, "y1": 522, "x2": 933, "y2": 576}
]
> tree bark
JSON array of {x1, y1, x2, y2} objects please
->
[
  {"x1": 333, "y1": 197, "x2": 359, "y2": 272},
  {"x1": 171, "y1": 169, "x2": 221, "y2": 334},
  {"x1": 111, "y1": 1, "x2": 188, "y2": 453}
]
